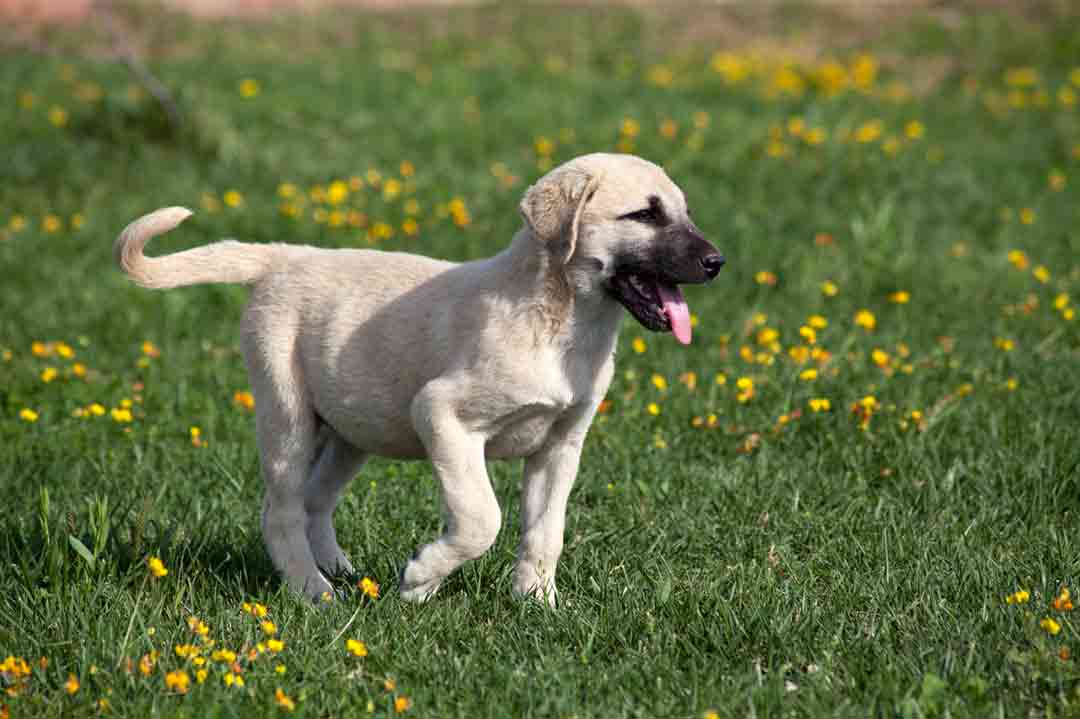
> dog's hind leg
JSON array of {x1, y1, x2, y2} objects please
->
[
  {"x1": 305, "y1": 430, "x2": 367, "y2": 577},
  {"x1": 243, "y1": 323, "x2": 331, "y2": 600}
]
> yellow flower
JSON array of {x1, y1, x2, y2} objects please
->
[
  {"x1": 223, "y1": 672, "x2": 244, "y2": 687},
  {"x1": 40, "y1": 367, "x2": 58, "y2": 383},
  {"x1": 1005, "y1": 378, "x2": 1019, "y2": 391},
  {"x1": 359, "y1": 577, "x2": 380, "y2": 599},
  {"x1": 994, "y1": 337, "x2": 1015, "y2": 352},
  {"x1": 650, "y1": 374, "x2": 668, "y2": 391},
  {"x1": 147, "y1": 556, "x2": 168, "y2": 578},
  {"x1": 821, "y1": 280, "x2": 839, "y2": 297},
  {"x1": 239, "y1": 78, "x2": 260, "y2": 98},
  {"x1": 754, "y1": 270, "x2": 778, "y2": 286},
  {"x1": 799, "y1": 368, "x2": 818, "y2": 381},
  {"x1": 1040, "y1": 617, "x2": 1062, "y2": 635},
  {"x1": 798, "y1": 326, "x2": 816, "y2": 345},
  {"x1": 854, "y1": 310, "x2": 876, "y2": 331},
  {"x1": 1019, "y1": 208, "x2": 1035, "y2": 225},
  {"x1": 187, "y1": 616, "x2": 209, "y2": 637},
  {"x1": 1048, "y1": 170, "x2": 1066, "y2": 191},
  {"x1": 233, "y1": 390, "x2": 256, "y2": 411},
  {"x1": 72, "y1": 363, "x2": 87, "y2": 378},
  {"x1": 808, "y1": 314, "x2": 827, "y2": 329},
  {"x1": 88, "y1": 403, "x2": 105, "y2": 416},
  {"x1": 111, "y1": 408, "x2": 133, "y2": 423},
  {"x1": 903, "y1": 120, "x2": 925, "y2": 139},
  {"x1": 223, "y1": 190, "x2": 244, "y2": 208},
  {"x1": 275, "y1": 687, "x2": 296, "y2": 711},
  {"x1": 888, "y1": 291, "x2": 910, "y2": 304},
  {"x1": 714, "y1": 373, "x2": 727, "y2": 386},
  {"x1": 275, "y1": 664, "x2": 286, "y2": 674},
  {"x1": 789, "y1": 345, "x2": 810, "y2": 364},
  {"x1": 195, "y1": 669, "x2": 208, "y2": 683},
  {"x1": 48, "y1": 106, "x2": 69, "y2": 127},
  {"x1": 394, "y1": 696, "x2": 412, "y2": 713},
  {"x1": 165, "y1": 670, "x2": 190, "y2": 694},
  {"x1": 1007, "y1": 249, "x2": 1029, "y2": 270},
  {"x1": 704, "y1": 711, "x2": 720, "y2": 719},
  {"x1": 808, "y1": 398, "x2": 831, "y2": 412},
  {"x1": 211, "y1": 649, "x2": 237, "y2": 663},
  {"x1": 260, "y1": 620, "x2": 277, "y2": 636},
  {"x1": 854, "y1": 119, "x2": 883, "y2": 144},
  {"x1": 646, "y1": 402, "x2": 660, "y2": 416},
  {"x1": 871, "y1": 349, "x2": 891, "y2": 367},
  {"x1": 346, "y1": 639, "x2": 368, "y2": 658},
  {"x1": 64, "y1": 673, "x2": 79, "y2": 695},
  {"x1": 242, "y1": 601, "x2": 268, "y2": 618},
  {"x1": 20, "y1": 408, "x2": 39, "y2": 423},
  {"x1": 1033, "y1": 265, "x2": 1050, "y2": 283},
  {"x1": 1054, "y1": 293, "x2": 1070, "y2": 311},
  {"x1": 266, "y1": 639, "x2": 284, "y2": 653}
]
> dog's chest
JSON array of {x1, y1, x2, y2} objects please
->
[{"x1": 485, "y1": 405, "x2": 564, "y2": 459}]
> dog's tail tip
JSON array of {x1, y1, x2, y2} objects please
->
[{"x1": 115, "y1": 206, "x2": 195, "y2": 287}]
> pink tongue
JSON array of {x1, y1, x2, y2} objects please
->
[{"x1": 655, "y1": 281, "x2": 692, "y2": 345}]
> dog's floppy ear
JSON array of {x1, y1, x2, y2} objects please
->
[{"x1": 519, "y1": 169, "x2": 601, "y2": 264}]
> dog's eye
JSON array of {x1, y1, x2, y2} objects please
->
[{"x1": 620, "y1": 208, "x2": 660, "y2": 224}]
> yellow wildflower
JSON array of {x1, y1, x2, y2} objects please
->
[
  {"x1": 275, "y1": 687, "x2": 296, "y2": 711},
  {"x1": 147, "y1": 556, "x2": 168, "y2": 578},
  {"x1": 41, "y1": 367, "x2": 58, "y2": 383},
  {"x1": 1033, "y1": 265, "x2": 1050, "y2": 283},
  {"x1": 650, "y1": 374, "x2": 668, "y2": 391},
  {"x1": 798, "y1": 326, "x2": 816, "y2": 345},
  {"x1": 346, "y1": 639, "x2": 368, "y2": 658},
  {"x1": 821, "y1": 280, "x2": 839, "y2": 297},
  {"x1": 165, "y1": 670, "x2": 190, "y2": 694},
  {"x1": 1019, "y1": 208, "x2": 1035, "y2": 225},
  {"x1": 646, "y1": 403, "x2": 660, "y2": 416},
  {"x1": 808, "y1": 398, "x2": 831, "y2": 412},
  {"x1": 64, "y1": 674, "x2": 79, "y2": 695},
  {"x1": 111, "y1": 408, "x2": 133, "y2": 423},
  {"x1": 239, "y1": 79, "x2": 260, "y2": 98},
  {"x1": 854, "y1": 310, "x2": 876, "y2": 331},
  {"x1": 808, "y1": 314, "x2": 827, "y2": 329},
  {"x1": 1040, "y1": 617, "x2": 1062, "y2": 635},
  {"x1": 888, "y1": 291, "x2": 910, "y2": 304},
  {"x1": 266, "y1": 639, "x2": 284, "y2": 653},
  {"x1": 234, "y1": 390, "x2": 256, "y2": 411},
  {"x1": 20, "y1": 408, "x2": 39, "y2": 423},
  {"x1": 994, "y1": 337, "x2": 1015, "y2": 352},
  {"x1": 714, "y1": 373, "x2": 727, "y2": 386},
  {"x1": 799, "y1": 368, "x2": 818, "y2": 381},
  {"x1": 1007, "y1": 250, "x2": 1029, "y2": 270},
  {"x1": 260, "y1": 620, "x2": 277, "y2": 636},
  {"x1": 394, "y1": 696, "x2": 412, "y2": 713},
  {"x1": 359, "y1": 577, "x2": 380, "y2": 599},
  {"x1": 211, "y1": 649, "x2": 237, "y2": 663},
  {"x1": 223, "y1": 190, "x2": 244, "y2": 208},
  {"x1": 48, "y1": 106, "x2": 68, "y2": 127}
]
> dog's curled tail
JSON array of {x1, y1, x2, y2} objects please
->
[{"x1": 115, "y1": 207, "x2": 279, "y2": 289}]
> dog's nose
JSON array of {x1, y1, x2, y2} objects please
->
[{"x1": 701, "y1": 253, "x2": 726, "y2": 279}]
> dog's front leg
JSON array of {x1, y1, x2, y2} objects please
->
[
  {"x1": 400, "y1": 381, "x2": 501, "y2": 602},
  {"x1": 513, "y1": 406, "x2": 596, "y2": 607}
]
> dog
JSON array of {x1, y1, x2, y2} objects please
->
[{"x1": 115, "y1": 153, "x2": 724, "y2": 605}]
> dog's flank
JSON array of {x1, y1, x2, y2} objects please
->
[
  {"x1": 114, "y1": 153, "x2": 723, "y2": 606},
  {"x1": 115, "y1": 206, "x2": 282, "y2": 289}
]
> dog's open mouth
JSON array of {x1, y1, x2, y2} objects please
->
[{"x1": 608, "y1": 273, "x2": 693, "y2": 345}]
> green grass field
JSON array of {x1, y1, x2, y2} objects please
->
[{"x1": 2, "y1": 4, "x2": 1079, "y2": 717}]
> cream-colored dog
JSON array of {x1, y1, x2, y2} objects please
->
[{"x1": 115, "y1": 153, "x2": 723, "y2": 605}]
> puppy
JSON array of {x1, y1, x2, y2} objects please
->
[{"x1": 115, "y1": 153, "x2": 723, "y2": 605}]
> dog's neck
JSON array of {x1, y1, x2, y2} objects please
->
[{"x1": 496, "y1": 229, "x2": 623, "y2": 353}]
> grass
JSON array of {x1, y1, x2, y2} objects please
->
[{"x1": 2, "y1": 3, "x2": 1079, "y2": 717}]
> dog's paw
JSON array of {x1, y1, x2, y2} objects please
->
[
  {"x1": 397, "y1": 560, "x2": 443, "y2": 603},
  {"x1": 512, "y1": 578, "x2": 558, "y2": 608}
]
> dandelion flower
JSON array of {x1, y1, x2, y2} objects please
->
[
  {"x1": 165, "y1": 670, "x2": 190, "y2": 694},
  {"x1": 147, "y1": 556, "x2": 168, "y2": 578},
  {"x1": 260, "y1": 620, "x2": 277, "y2": 636},
  {"x1": 359, "y1": 577, "x2": 380, "y2": 599},
  {"x1": 888, "y1": 291, "x2": 910, "y2": 304},
  {"x1": 19, "y1": 408, "x2": 39, "y2": 423},
  {"x1": 808, "y1": 398, "x2": 831, "y2": 412},
  {"x1": 650, "y1": 374, "x2": 668, "y2": 391},
  {"x1": 646, "y1": 402, "x2": 661, "y2": 416},
  {"x1": 346, "y1": 639, "x2": 368, "y2": 658},
  {"x1": 1040, "y1": 617, "x2": 1062, "y2": 635},
  {"x1": 266, "y1": 639, "x2": 284, "y2": 653},
  {"x1": 64, "y1": 674, "x2": 79, "y2": 695},
  {"x1": 394, "y1": 696, "x2": 412, "y2": 713},
  {"x1": 821, "y1": 281, "x2": 839, "y2": 297},
  {"x1": 854, "y1": 310, "x2": 876, "y2": 331},
  {"x1": 799, "y1": 368, "x2": 818, "y2": 381},
  {"x1": 275, "y1": 687, "x2": 296, "y2": 711},
  {"x1": 239, "y1": 79, "x2": 260, "y2": 98}
]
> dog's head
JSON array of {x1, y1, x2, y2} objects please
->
[{"x1": 519, "y1": 153, "x2": 723, "y2": 344}]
